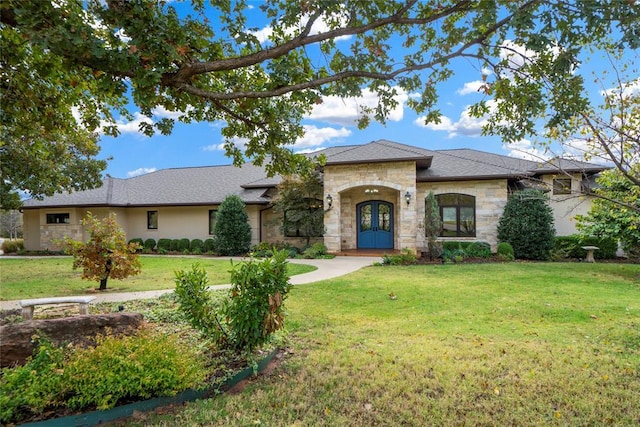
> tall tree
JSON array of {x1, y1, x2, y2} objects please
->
[
  {"x1": 272, "y1": 171, "x2": 324, "y2": 247},
  {"x1": 424, "y1": 191, "x2": 442, "y2": 259},
  {"x1": 63, "y1": 212, "x2": 141, "y2": 290},
  {"x1": 2, "y1": 1, "x2": 639, "y2": 206},
  {"x1": 213, "y1": 194, "x2": 251, "y2": 256}
]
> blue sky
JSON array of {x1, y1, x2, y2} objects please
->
[{"x1": 95, "y1": 3, "x2": 637, "y2": 179}]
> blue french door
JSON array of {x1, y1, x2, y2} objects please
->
[{"x1": 357, "y1": 201, "x2": 394, "y2": 249}]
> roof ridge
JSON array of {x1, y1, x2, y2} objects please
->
[{"x1": 377, "y1": 139, "x2": 434, "y2": 156}]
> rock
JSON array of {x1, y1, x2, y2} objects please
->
[{"x1": 0, "y1": 313, "x2": 144, "y2": 368}]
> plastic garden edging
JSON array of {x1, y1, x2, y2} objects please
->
[{"x1": 19, "y1": 348, "x2": 280, "y2": 427}]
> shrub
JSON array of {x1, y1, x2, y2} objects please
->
[
  {"x1": 497, "y1": 189, "x2": 555, "y2": 260},
  {"x1": 302, "y1": 242, "x2": 328, "y2": 258},
  {"x1": 128, "y1": 238, "x2": 144, "y2": 252},
  {"x1": 170, "y1": 239, "x2": 180, "y2": 252},
  {"x1": 465, "y1": 241, "x2": 492, "y2": 258},
  {"x1": 214, "y1": 195, "x2": 251, "y2": 256},
  {"x1": 553, "y1": 235, "x2": 618, "y2": 260},
  {"x1": 143, "y1": 238, "x2": 156, "y2": 252},
  {"x1": 224, "y1": 250, "x2": 292, "y2": 351},
  {"x1": 203, "y1": 238, "x2": 216, "y2": 253},
  {"x1": 177, "y1": 238, "x2": 190, "y2": 253},
  {"x1": 0, "y1": 339, "x2": 65, "y2": 424},
  {"x1": 497, "y1": 242, "x2": 514, "y2": 261},
  {"x1": 382, "y1": 248, "x2": 418, "y2": 265},
  {"x1": 157, "y1": 238, "x2": 172, "y2": 252},
  {"x1": 1, "y1": 238, "x2": 24, "y2": 253},
  {"x1": 190, "y1": 239, "x2": 204, "y2": 253},
  {"x1": 0, "y1": 332, "x2": 206, "y2": 424},
  {"x1": 442, "y1": 247, "x2": 466, "y2": 263},
  {"x1": 441, "y1": 241, "x2": 471, "y2": 252},
  {"x1": 174, "y1": 264, "x2": 222, "y2": 340}
]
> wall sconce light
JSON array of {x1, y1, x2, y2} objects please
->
[
  {"x1": 405, "y1": 191, "x2": 411, "y2": 206},
  {"x1": 326, "y1": 194, "x2": 333, "y2": 209}
]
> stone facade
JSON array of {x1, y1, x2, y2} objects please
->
[{"x1": 323, "y1": 161, "x2": 417, "y2": 253}]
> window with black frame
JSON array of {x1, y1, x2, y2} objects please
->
[{"x1": 435, "y1": 193, "x2": 476, "y2": 237}]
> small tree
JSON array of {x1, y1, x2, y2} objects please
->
[
  {"x1": 497, "y1": 189, "x2": 556, "y2": 260},
  {"x1": 576, "y1": 167, "x2": 640, "y2": 258},
  {"x1": 272, "y1": 171, "x2": 324, "y2": 247},
  {"x1": 214, "y1": 195, "x2": 251, "y2": 256},
  {"x1": 63, "y1": 213, "x2": 141, "y2": 290},
  {"x1": 424, "y1": 191, "x2": 442, "y2": 259}
]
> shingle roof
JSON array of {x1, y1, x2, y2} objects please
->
[
  {"x1": 23, "y1": 140, "x2": 608, "y2": 208},
  {"x1": 23, "y1": 163, "x2": 272, "y2": 208}
]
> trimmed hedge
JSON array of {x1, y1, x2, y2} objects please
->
[
  {"x1": 143, "y1": 238, "x2": 156, "y2": 251},
  {"x1": 190, "y1": 239, "x2": 204, "y2": 254},
  {"x1": 203, "y1": 238, "x2": 216, "y2": 253},
  {"x1": 177, "y1": 238, "x2": 190, "y2": 252},
  {"x1": 554, "y1": 235, "x2": 617, "y2": 260}
]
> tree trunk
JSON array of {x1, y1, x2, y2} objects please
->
[{"x1": 99, "y1": 259, "x2": 113, "y2": 290}]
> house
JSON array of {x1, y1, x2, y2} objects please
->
[{"x1": 22, "y1": 140, "x2": 607, "y2": 253}]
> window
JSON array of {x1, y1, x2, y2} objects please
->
[
  {"x1": 553, "y1": 178, "x2": 572, "y2": 195},
  {"x1": 283, "y1": 198, "x2": 324, "y2": 238},
  {"x1": 46, "y1": 213, "x2": 70, "y2": 224},
  {"x1": 147, "y1": 211, "x2": 158, "y2": 229},
  {"x1": 208, "y1": 210, "x2": 217, "y2": 235},
  {"x1": 435, "y1": 194, "x2": 476, "y2": 237}
]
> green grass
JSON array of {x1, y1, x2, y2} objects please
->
[
  {"x1": 132, "y1": 262, "x2": 640, "y2": 426},
  {"x1": 0, "y1": 257, "x2": 316, "y2": 300}
]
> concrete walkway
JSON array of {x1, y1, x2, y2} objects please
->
[{"x1": 0, "y1": 256, "x2": 381, "y2": 311}]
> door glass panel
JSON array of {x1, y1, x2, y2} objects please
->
[
  {"x1": 442, "y1": 207, "x2": 457, "y2": 237},
  {"x1": 378, "y1": 203, "x2": 390, "y2": 232},
  {"x1": 360, "y1": 204, "x2": 372, "y2": 231}
]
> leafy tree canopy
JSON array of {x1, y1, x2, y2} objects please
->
[{"x1": 2, "y1": 0, "x2": 639, "y2": 207}]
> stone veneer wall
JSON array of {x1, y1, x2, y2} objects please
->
[
  {"x1": 323, "y1": 161, "x2": 417, "y2": 253},
  {"x1": 417, "y1": 179, "x2": 508, "y2": 251},
  {"x1": 40, "y1": 224, "x2": 83, "y2": 251}
]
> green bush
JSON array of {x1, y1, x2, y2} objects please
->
[
  {"x1": 225, "y1": 250, "x2": 292, "y2": 351},
  {"x1": 0, "y1": 332, "x2": 206, "y2": 424},
  {"x1": 213, "y1": 195, "x2": 251, "y2": 256},
  {"x1": 170, "y1": 239, "x2": 180, "y2": 252},
  {"x1": 190, "y1": 239, "x2": 204, "y2": 253},
  {"x1": 1, "y1": 238, "x2": 24, "y2": 253},
  {"x1": 174, "y1": 264, "x2": 222, "y2": 340},
  {"x1": 382, "y1": 248, "x2": 418, "y2": 265},
  {"x1": 143, "y1": 238, "x2": 156, "y2": 252},
  {"x1": 497, "y1": 189, "x2": 555, "y2": 260},
  {"x1": 302, "y1": 242, "x2": 328, "y2": 259},
  {"x1": 128, "y1": 238, "x2": 144, "y2": 252},
  {"x1": 554, "y1": 235, "x2": 618, "y2": 260},
  {"x1": 0, "y1": 339, "x2": 65, "y2": 424},
  {"x1": 157, "y1": 238, "x2": 172, "y2": 252},
  {"x1": 178, "y1": 238, "x2": 190, "y2": 253},
  {"x1": 441, "y1": 241, "x2": 471, "y2": 252},
  {"x1": 465, "y1": 241, "x2": 491, "y2": 258},
  {"x1": 497, "y1": 242, "x2": 514, "y2": 261},
  {"x1": 203, "y1": 238, "x2": 216, "y2": 253}
]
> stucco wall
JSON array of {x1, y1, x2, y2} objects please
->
[{"x1": 540, "y1": 173, "x2": 593, "y2": 236}]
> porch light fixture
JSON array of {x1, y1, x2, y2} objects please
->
[
  {"x1": 405, "y1": 191, "x2": 411, "y2": 206},
  {"x1": 326, "y1": 194, "x2": 333, "y2": 209}
]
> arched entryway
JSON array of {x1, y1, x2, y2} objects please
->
[{"x1": 357, "y1": 201, "x2": 394, "y2": 249}]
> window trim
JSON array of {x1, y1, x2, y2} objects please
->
[
  {"x1": 46, "y1": 213, "x2": 70, "y2": 225},
  {"x1": 552, "y1": 178, "x2": 572, "y2": 195},
  {"x1": 208, "y1": 209, "x2": 217, "y2": 235},
  {"x1": 147, "y1": 210, "x2": 158, "y2": 230},
  {"x1": 434, "y1": 193, "x2": 476, "y2": 238}
]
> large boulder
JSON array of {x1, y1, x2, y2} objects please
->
[{"x1": 0, "y1": 313, "x2": 144, "y2": 368}]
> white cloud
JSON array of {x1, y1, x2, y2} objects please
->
[
  {"x1": 603, "y1": 78, "x2": 640, "y2": 99},
  {"x1": 414, "y1": 100, "x2": 498, "y2": 138},
  {"x1": 111, "y1": 112, "x2": 153, "y2": 134},
  {"x1": 499, "y1": 40, "x2": 537, "y2": 71},
  {"x1": 295, "y1": 125, "x2": 351, "y2": 149},
  {"x1": 456, "y1": 80, "x2": 485, "y2": 95},
  {"x1": 308, "y1": 87, "x2": 408, "y2": 126},
  {"x1": 127, "y1": 167, "x2": 157, "y2": 177},
  {"x1": 249, "y1": 9, "x2": 352, "y2": 44},
  {"x1": 503, "y1": 139, "x2": 551, "y2": 162}
]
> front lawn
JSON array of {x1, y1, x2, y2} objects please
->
[
  {"x1": 0, "y1": 257, "x2": 316, "y2": 300},
  {"x1": 134, "y1": 262, "x2": 640, "y2": 426}
]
